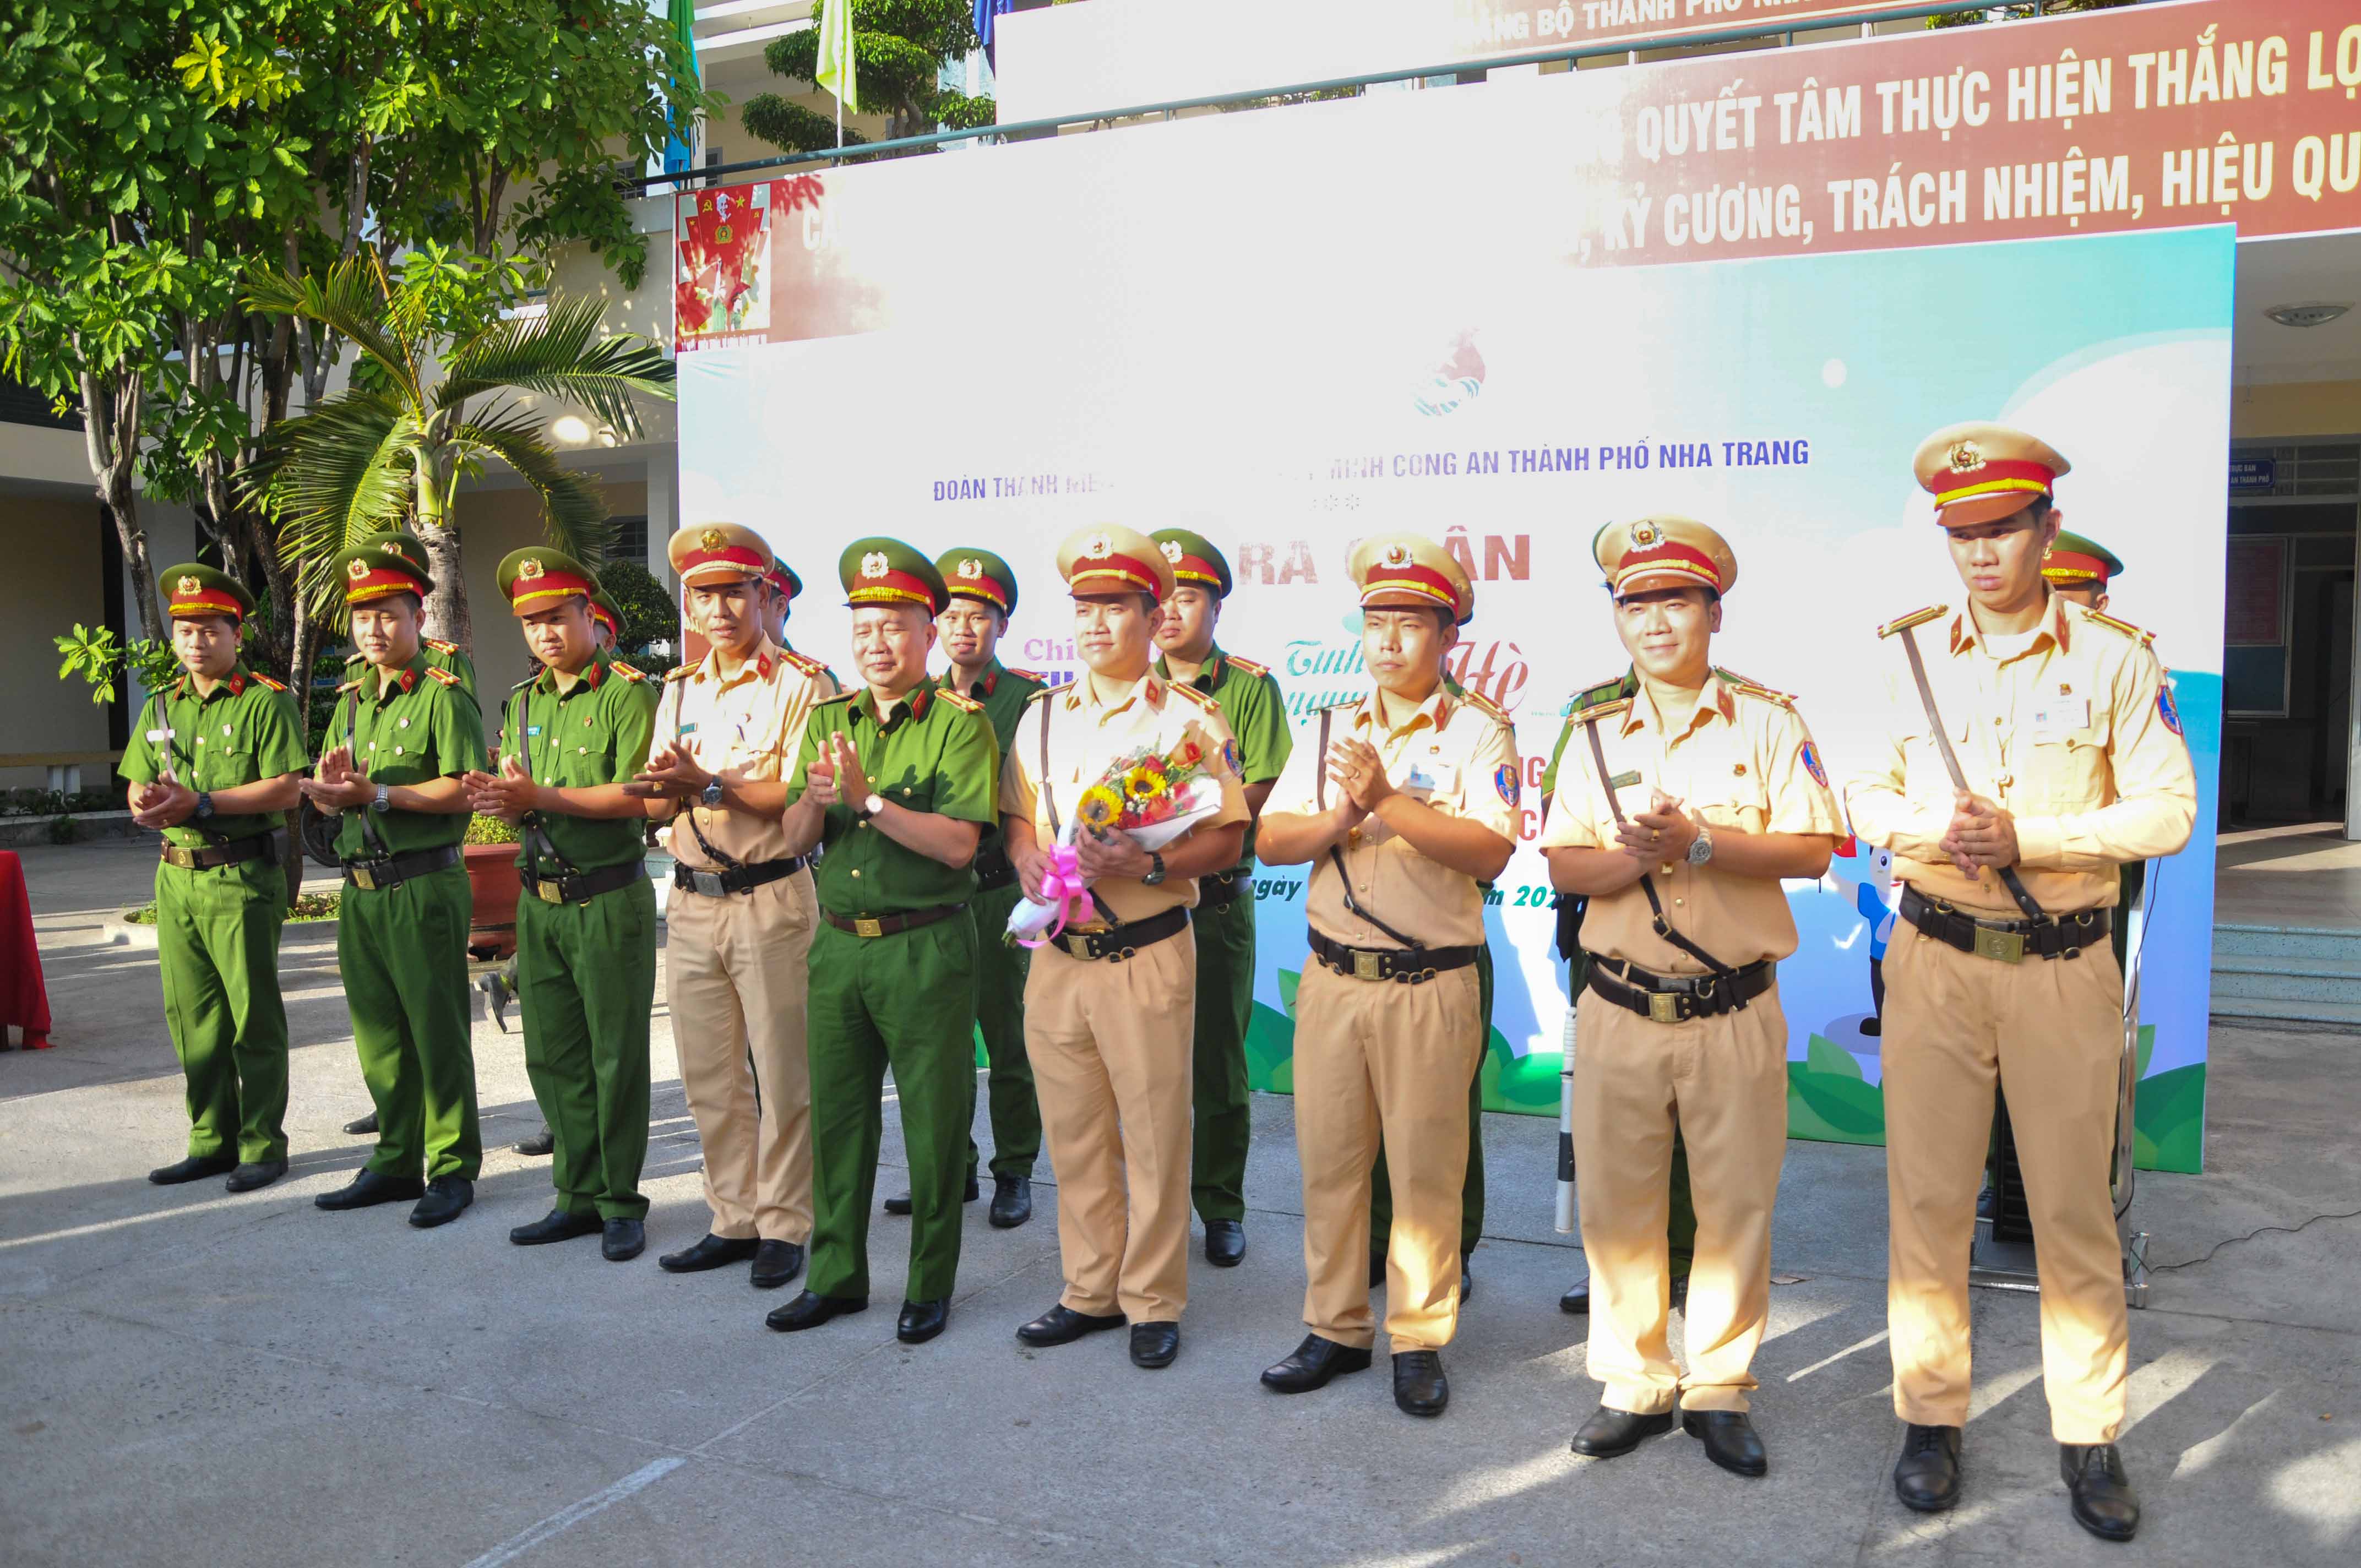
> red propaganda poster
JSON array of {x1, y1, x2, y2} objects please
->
[{"x1": 675, "y1": 182, "x2": 774, "y2": 346}]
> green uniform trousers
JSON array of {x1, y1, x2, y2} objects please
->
[
  {"x1": 339, "y1": 863, "x2": 482, "y2": 1182},
  {"x1": 155, "y1": 855, "x2": 290, "y2": 1163},
  {"x1": 515, "y1": 876, "x2": 656, "y2": 1220},
  {"x1": 807, "y1": 916, "x2": 979, "y2": 1303},
  {"x1": 1189, "y1": 886, "x2": 1256, "y2": 1223},
  {"x1": 964, "y1": 883, "x2": 1041, "y2": 1183}
]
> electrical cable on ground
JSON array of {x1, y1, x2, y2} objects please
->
[{"x1": 2151, "y1": 1206, "x2": 2361, "y2": 1272}]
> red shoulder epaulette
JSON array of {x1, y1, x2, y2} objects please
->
[
  {"x1": 424, "y1": 665, "x2": 463, "y2": 687},
  {"x1": 250, "y1": 672, "x2": 289, "y2": 692},
  {"x1": 779, "y1": 647, "x2": 830, "y2": 680},
  {"x1": 611, "y1": 661, "x2": 647, "y2": 683},
  {"x1": 938, "y1": 690, "x2": 984, "y2": 714},
  {"x1": 1223, "y1": 653, "x2": 1270, "y2": 678},
  {"x1": 1003, "y1": 666, "x2": 1047, "y2": 683},
  {"x1": 423, "y1": 637, "x2": 459, "y2": 656}
]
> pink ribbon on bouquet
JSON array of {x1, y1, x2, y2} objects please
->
[{"x1": 1019, "y1": 844, "x2": 1092, "y2": 949}]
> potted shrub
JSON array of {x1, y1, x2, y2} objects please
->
[{"x1": 463, "y1": 814, "x2": 523, "y2": 961}]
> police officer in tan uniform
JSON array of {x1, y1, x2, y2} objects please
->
[
  {"x1": 627, "y1": 524, "x2": 839, "y2": 1290},
  {"x1": 1002, "y1": 525, "x2": 1250, "y2": 1371},
  {"x1": 1849, "y1": 426, "x2": 2194, "y2": 1543},
  {"x1": 1254, "y1": 535, "x2": 1516, "y2": 1418},
  {"x1": 1542, "y1": 518, "x2": 1842, "y2": 1478}
]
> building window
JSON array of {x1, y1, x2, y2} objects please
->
[{"x1": 610, "y1": 515, "x2": 649, "y2": 567}]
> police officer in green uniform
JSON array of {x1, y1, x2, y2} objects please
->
[
  {"x1": 303, "y1": 532, "x2": 488, "y2": 1228},
  {"x1": 466, "y1": 548, "x2": 661, "y2": 1262},
  {"x1": 1149, "y1": 528, "x2": 1292, "y2": 1268},
  {"x1": 886, "y1": 546, "x2": 1048, "y2": 1229},
  {"x1": 341, "y1": 623, "x2": 476, "y2": 1140},
  {"x1": 1541, "y1": 677, "x2": 1697, "y2": 1315},
  {"x1": 766, "y1": 539, "x2": 1000, "y2": 1346},
  {"x1": 124, "y1": 565, "x2": 309, "y2": 1192}
]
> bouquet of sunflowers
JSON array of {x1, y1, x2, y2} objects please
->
[{"x1": 1007, "y1": 720, "x2": 1236, "y2": 944}]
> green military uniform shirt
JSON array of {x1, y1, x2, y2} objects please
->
[
  {"x1": 121, "y1": 668, "x2": 310, "y2": 845},
  {"x1": 498, "y1": 650, "x2": 660, "y2": 871},
  {"x1": 1154, "y1": 646, "x2": 1291, "y2": 871},
  {"x1": 788, "y1": 685, "x2": 1000, "y2": 916},
  {"x1": 327, "y1": 655, "x2": 488, "y2": 857},
  {"x1": 346, "y1": 636, "x2": 477, "y2": 696},
  {"x1": 938, "y1": 659, "x2": 1046, "y2": 862}
]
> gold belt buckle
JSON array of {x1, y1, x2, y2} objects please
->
[
  {"x1": 854, "y1": 917, "x2": 883, "y2": 938},
  {"x1": 1352, "y1": 949, "x2": 1383, "y2": 982},
  {"x1": 1062, "y1": 934, "x2": 1092, "y2": 959},
  {"x1": 537, "y1": 879, "x2": 564, "y2": 904},
  {"x1": 351, "y1": 866, "x2": 377, "y2": 891},
  {"x1": 1973, "y1": 925, "x2": 2026, "y2": 965},
  {"x1": 1647, "y1": 991, "x2": 1681, "y2": 1026}
]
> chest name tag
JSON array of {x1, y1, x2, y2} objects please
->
[
  {"x1": 1607, "y1": 769, "x2": 1642, "y2": 791},
  {"x1": 1405, "y1": 762, "x2": 1441, "y2": 793},
  {"x1": 526, "y1": 726, "x2": 543, "y2": 737},
  {"x1": 677, "y1": 723, "x2": 698, "y2": 736},
  {"x1": 145, "y1": 728, "x2": 175, "y2": 743},
  {"x1": 2031, "y1": 696, "x2": 2091, "y2": 738}
]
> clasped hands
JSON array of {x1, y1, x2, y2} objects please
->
[
  {"x1": 297, "y1": 745, "x2": 374, "y2": 811},
  {"x1": 128, "y1": 778, "x2": 198, "y2": 829},
  {"x1": 1613, "y1": 790, "x2": 1700, "y2": 864},
  {"x1": 622, "y1": 742, "x2": 716, "y2": 804},
  {"x1": 1940, "y1": 788, "x2": 2020, "y2": 876},
  {"x1": 463, "y1": 755, "x2": 540, "y2": 821},
  {"x1": 797, "y1": 733, "x2": 871, "y2": 810}
]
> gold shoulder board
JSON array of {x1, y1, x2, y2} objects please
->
[
  {"x1": 611, "y1": 661, "x2": 646, "y2": 682},
  {"x1": 423, "y1": 637, "x2": 459, "y2": 655},
  {"x1": 424, "y1": 665, "x2": 463, "y2": 687},
  {"x1": 250, "y1": 672, "x2": 288, "y2": 692},
  {"x1": 663, "y1": 664, "x2": 698, "y2": 683},
  {"x1": 1004, "y1": 666, "x2": 1048, "y2": 682},
  {"x1": 1455, "y1": 688, "x2": 1511, "y2": 726},
  {"x1": 335, "y1": 678, "x2": 361, "y2": 694},
  {"x1": 2082, "y1": 608, "x2": 2157, "y2": 647},
  {"x1": 1170, "y1": 683, "x2": 1218, "y2": 710},
  {"x1": 1876, "y1": 605, "x2": 1950, "y2": 639},
  {"x1": 1223, "y1": 653, "x2": 1270, "y2": 678},
  {"x1": 939, "y1": 690, "x2": 984, "y2": 714},
  {"x1": 1571, "y1": 696, "x2": 1632, "y2": 725},
  {"x1": 1027, "y1": 682, "x2": 1073, "y2": 705}
]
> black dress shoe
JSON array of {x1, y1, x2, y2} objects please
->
[
  {"x1": 1129, "y1": 1321, "x2": 1181, "y2": 1369},
  {"x1": 885, "y1": 1175, "x2": 980, "y2": 1215},
  {"x1": 510, "y1": 1208, "x2": 602, "y2": 1246},
  {"x1": 765, "y1": 1290, "x2": 868, "y2": 1332},
  {"x1": 1392, "y1": 1350, "x2": 1450, "y2": 1417},
  {"x1": 602, "y1": 1218, "x2": 645, "y2": 1262},
  {"x1": 1893, "y1": 1424, "x2": 1963, "y2": 1513},
  {"x1": 897, "y1": 1298, "x2": 950, "y2": 1344},
  {"x1": 408, "y1": 1175, "x2": 473, "y2": 1228},
  {"x1": 1204, "y1": 1218, "x2": 1246, "y2": 1267},
  {"x1": 149, "y1": 1153, "x2": 237, "y2": 1186},
  {"x1": 1016, "y1": 1304, "x2": 1127, "y2": 1346},
  {"x1": 514, "y1": 1126, "x2": 554, "y2": 1157},
  {"x1": 1570, "y1": 1405, "x2": 1677, "y2": 1457},
  {"x1": 1684, "y1": 1410, "x2": 1769, "y2": 1477},
  {"x1": 1369, "y1": 1250, "x2": 1386, "y2": 1287},
  {"x1": 750, "y1": 1239, "x2": 804, "y2": 1289},
  {"x1": 989, "y1": 1175, "x2": 1032, "y2": 1229},
  {"x1": 2060, "y1": 1443, "x2": 2140, "y2": 1542},
  {"x1": 1560, "y1": 1278, "x2": 1591, "y2": 1314},
  {"x1": 659, "y1": 1233, "x2": 759, "y2": 1273},
  {"x1": 314, "y1": 1169, "x2": 425, "y2": 1211},
  {"x1": 342, "y1": 1112, "x2": 378, "y2": 1136},
  {"x1": 224, "y1": 1158, "x2": 288, "y2": 1193},
  {"x1": 1261, "y1": 1334, "x2": 1373, "y2": 1393}
]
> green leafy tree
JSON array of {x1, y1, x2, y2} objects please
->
[
  {"x1": 247, "y1": 248, "x2": 677, "y2": 652},
  {"x1": 744, "y1": 1, "x2": 992, "y2": 151},
  {"x1": 596, "y1": 558, "x2": 681, "y2": 659}
]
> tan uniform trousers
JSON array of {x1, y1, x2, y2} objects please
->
[
  {"x1": 1024, "y1": 929, "x2": 1196, "y2": 1322},
  {"x1": 664, "y1": 869, "x2": 818, "y2": 1244},
  {"x1": 1294, "y1": 959, "x2": 1479, "y2": 1352},
  {"x1": 1573, "y1": 980, "x2": 1789, "y2": 1415},
  {"x1": 1883, "y1": 922, "x2": 2128, "y2": 1444}
]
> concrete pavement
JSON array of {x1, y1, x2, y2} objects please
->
[{"x1": 3, "y1": 836, "x2": 2358, "y2": 1566}]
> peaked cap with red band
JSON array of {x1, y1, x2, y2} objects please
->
[
  {"x1": 161, "y1": 562, "x2": 254, "y2": 623},
  {"x1": 765, "y1": 563, "x2": 803, "y2": 601},
  {"x1": 1149, "y1": 529, "x2": 1233, "y2": 598},
  {"x1": 2042, "y1": 528, "x2": 2123, "y2": 591},
  {"x1": 331, "y1": 532, "x2": 436, "y2": 606},
  {"x1": 1593, "y1": 515, "x2": 1737, "y2": 600},
  {"x1": 668, "y1": 521, "x2": 774, "y2": 586},
  {"x1": 934, "y1": 547, "x2": 1020, "y2": 616},
  {"x1": 496, "y1": 546, "x2": 598, "y2": 616},
  {"x1": 839, "y1": 536, "x2": 950, "y2": 614},
  {"x1": 1056, "y1": 525, "x2": 1175, "y2": 601},
  {"x1": 1913, "y1": 421, "x2": 2071, "y2": 529},
  {"x1": 1348, "y1": 532, "x2": 1475, "y2": 625},
  {"x1": 589, "y1": 589, "x2": 623, "y2": 643}
]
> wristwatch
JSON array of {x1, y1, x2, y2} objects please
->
[
  {"x1": 193, "y1": 791, "x2": 215, "y2": 820},
  {"x1": 371, "y1": 782, "x2": 391, "y2": 814},
  {"x1": 859, "y1": 792, "x2": 886, "y2": 821},
  {"x1": 1687, "y1": 824, "x2": 1715, "y2": 866},
  {"x1": 700, "y1": 776, "x2": 725, "y2": 808},
  {"x1": 1143, "y1": 851, "x2": 1167, "y2": 886}
]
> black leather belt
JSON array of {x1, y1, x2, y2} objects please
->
[
  {"x1": 822, "y1": 903, "x2": 964, "y2": 939},
  {"x1": 1200, "y1": 869, "x2": 1250, "y2": 909},
  {"x1": 1898, "y1": 885, "x2": 2108, "y2": 964},
  {"x1": 671, "y1": 851, "x2": 814, "y2": 898},
  {"x1": 161, "y1": 832, "x2": 274, "y2": 872},
  {"x1": 1307, "y1": 928, "x2": 1478, "y2": 985},
  {"x1": 1586, "y1": 955, "x2": 1775, "y2": 1024},
  {"x1": 1049, "y1": 904, "x2": 1189, "y2": 962},
  {"x1": 974, "y1": 847, "x2": 1016, "y2": 894},
  {"x1": 520, "y1": 861, "x2": 645, "y2": 906},
  {"x1": 341, "y1": 843, "x2": 460, "y2": 893}
]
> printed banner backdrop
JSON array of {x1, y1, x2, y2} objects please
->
[{"x1": 678, "y1": 55, "x2": 2234, "y2": 1172}]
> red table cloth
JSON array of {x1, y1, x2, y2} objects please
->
[{"x1": 0, "y1": 850, "x2": 52, "y2": 1048}]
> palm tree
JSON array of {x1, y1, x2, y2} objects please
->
[{"x1": 244, "y1": 251, "x2": 676, "y2": 651}]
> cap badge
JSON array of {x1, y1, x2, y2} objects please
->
[
  {"x1": 1381, "y1": 541, "x2": 1412, "y2": 568},
  {"x1": 382, "y1": 541, "x2": 405, "y2": 558},
  {"x1": 957, "y1": 558, "x2": 983, "y2": 579},
  {"x1": 1160, "y1": 540, "x2": 1183, "y2": 563},
  {"x1": 177, "y1": 574, "x2": 201, "y2": 595},
  {"x1": 1630, "y1": 520, "x2": 1660, "y2": 548},
  {"x1": 517, "y1": 558, "x2": 545, "y2": 580},
  {"x1": 1948, "y1": 438, "x2": 1985, "y2": 473},
  {"x1": 1084, "y1": 533, "x2": 1113, "y2": 560},
  {"x1": 860, "y1": 551, "x2": 889, "y2": 579},
  {"x1": 700, "y1": 527, "x2": 725, "y2": 551},
  {"x1": 346, "y1": 557, "x2": 371, "y2": 581}
]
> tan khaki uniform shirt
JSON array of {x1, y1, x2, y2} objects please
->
[
  {"x1": 1541, "y1": 674, "x2": 1843, "y2": 973},
  {"x1": 1845, "y1": 595, "x2": 2196, "y2": 916},
  {"x1": 1269, "y1": 687, "x2": 1519, "y2": 950},
  {"x1": 654, "y1": 638, "x2": 839, "y2": 870},
  {"x1": 1000, "y1": 671, "x2": 1250, "y2": 923}
]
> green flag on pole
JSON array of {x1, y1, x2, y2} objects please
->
[{"x1": 816, "y1": 0, "x2": 858, "y2": 117}]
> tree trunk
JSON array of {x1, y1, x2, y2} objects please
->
[
  {"x1": 83, "y1": 366, "x2": 160, "y2": 644},
  {"x1": 413, "y1": 449, "x2": 470, "y2": 652},
  {"x1": 281, "y1": 601, "x2": 320, "y2": 905}
]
